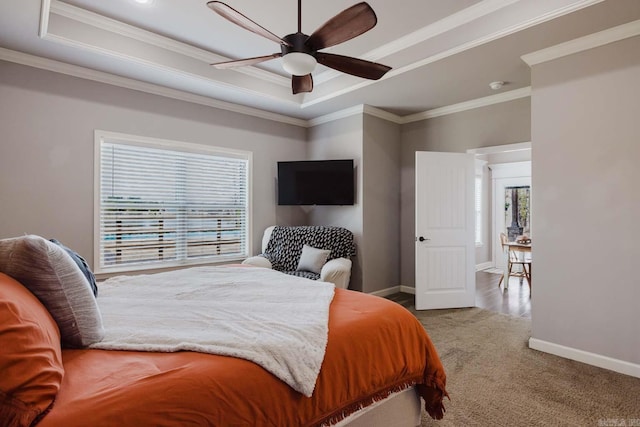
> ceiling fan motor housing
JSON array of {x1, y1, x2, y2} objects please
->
[{"x1": 281, "y1": 32, "x2": 315, "y2": 56}]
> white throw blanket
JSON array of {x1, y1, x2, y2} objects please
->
[{"x1": 91, "y1": 266, "x2": 335, "y2": 397}]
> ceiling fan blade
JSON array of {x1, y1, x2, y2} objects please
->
[
  {"x1": 207, "y1": 1, "x2": 291, "y2": 46},
  {"x1": 292, "y1": 74, "x2": 313, "y2": 94},
  {"x1": 315, "y1": 52, "x2": 391, "y2": 80},
  {"x1": 305, "y1": 2, "x2": 377, "y2": 51},
  {"x1": 211, "y1": 53, "x2": 282, "y2": 69}
]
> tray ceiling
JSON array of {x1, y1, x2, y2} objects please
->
[{"x1": 0, "y1": 0, "x2": 639, "y2": 121}]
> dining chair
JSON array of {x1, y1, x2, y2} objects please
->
[{"x1": 497, "y1": 232, "x2": 531, "y2": 291}]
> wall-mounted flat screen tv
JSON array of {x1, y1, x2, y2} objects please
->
[{"x1": 277, "y1": 160, "x2": 355, "y2": 206}]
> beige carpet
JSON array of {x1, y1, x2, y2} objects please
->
[{"x1": 413, "y1": 308, "x2": 640, "y2": 426}]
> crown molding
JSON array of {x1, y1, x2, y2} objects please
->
[
  {"x1": 42, "y1": 29, "x2": 298, "y2": 109},
  {"x1": 307, "y1": 105, "x2": 404, "y2": 127},
  {"x1": 363, "y1": 106, "x2": 403, "y2": 124},
  {"x1": 0, "y1": 47, "x2": 308, "y2": 128},
  {"x1": 48, "y1": 0, "x2": 290, "y2": 88},
  {"x1": 401, "y1": 86, "x2": 531, "y2": 123},
  {"x1": 521, "y1": 19, "x2": 640, "y2": 66},
  {"x1": 307, "y1": 105, "x2": 365, "y2": 127},
  {"x1": 369, "y1": 0, "x2": 522, "y2": 62},
  {"x1": 44, "y1": 0, "x2": 606, "y2": 110},
  {"x1": 1, "y1": 46, "x2": 534, "y2": 129},
  {"x1": 304, "y1": 0, "x2": 604, "y2": 108},
  {"x1": 387, "y1": 0, "x2": 606, "y2": 80},
  {"x1": 314, "y1": 0, "x2": 520, "y2": 86}
]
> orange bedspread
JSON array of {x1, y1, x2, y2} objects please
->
[{"x1": 38, "y1": 289, "x2": 447, "y2": 427}]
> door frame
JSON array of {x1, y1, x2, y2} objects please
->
[
  {"x1": 489, "y1": 161, "x2": 532, "y2": 269},
  {"x1": 467, "y1": 142, "x2": 532, "y2": 270}
]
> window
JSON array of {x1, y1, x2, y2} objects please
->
[{"x1": 95, "y1": 131, "x2": 251, "y2": 273}]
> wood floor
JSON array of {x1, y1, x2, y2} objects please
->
[{"x1": 386, "y1": 271, "x2": 531, "y2": 319}]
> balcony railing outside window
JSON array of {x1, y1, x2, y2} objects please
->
[{"x1": 95, "y1": 132, "x2": 250, "y2": 273}]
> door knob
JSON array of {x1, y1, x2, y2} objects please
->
[{"x1": 418, "y1": 236, "x2": 430, "y2": 242}]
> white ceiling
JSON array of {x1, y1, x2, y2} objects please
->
[{"x1": 1, "y1": 0, "x2": 639, "y2": 122}]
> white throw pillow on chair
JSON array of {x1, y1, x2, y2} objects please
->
[{"x1": 296, "y1": 245, "x2": 331, "y2": 274}]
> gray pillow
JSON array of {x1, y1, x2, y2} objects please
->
[
  {"x1": 0, "y1": 235, "x2": 104, "y2": 348},
  {"x1": 49, "y1": 238, "x2": 98, "y2": 297},
  {"x1": 296, "y1": 245, "x2": 331, "y2": 275}
]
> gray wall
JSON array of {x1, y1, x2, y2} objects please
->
[
  {"x1": 307, "y1": 115, "x2": 364, "y2": 291},
  {"x1": 362, "y1": 115, "x2": 401, "y2": 293},
  {"x1": 399, "y1": 98, "x2": 532, "y2": 286},
  {"x1": 0, "y1": 61, "x2": 307, "y2": 268},
  {"x1": 530, "y1": 36, "x2": 640, "y2": 364}
]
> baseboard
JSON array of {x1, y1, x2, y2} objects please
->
[
  {"x1": 529, "y1": 338, "x2": 640, "y2": 379},
  {"x1": 400, "y1": 286, "x2": 416, "y2": 295},
  {"x1": 368, "y1": 285, "x2": 416, "y2": 297},
  {"x1": 369, "y1": 286, "x2": 401, "y2": 297},
  {"x1": 476, "y1": 261, "x2": 493, "y2": 271}
]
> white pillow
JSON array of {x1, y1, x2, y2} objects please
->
[{"x1": 296, "y1": 245, "x2": 331, "y2": 274}]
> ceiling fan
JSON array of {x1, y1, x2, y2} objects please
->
[{"x1": 206, "y1": 1, "x2": 392, "y2": 94}]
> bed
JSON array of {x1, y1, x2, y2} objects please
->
[{"x1": 0, "y1": 236, "x2": 447, "y2": 427}]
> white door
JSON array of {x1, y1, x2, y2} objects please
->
[{"x1": 415, "y1": 152, "x2": 476, "y2": 310}]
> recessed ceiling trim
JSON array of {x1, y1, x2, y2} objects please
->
[
  {"x1": 43, "y1": 27, "x2": 298, "y2": 107},
  {"x1": 302, "y1": 0, "x2": 605, "y2": 108},
  {"x1": 38, "y1": 0, "x2": 52, "y2": 37},
  {"x1": 49, "y1": 0, "x2": 290, "y2": 88},
  {"x1": 401, "y1": 86, "x2": 531, "y2": 123},
  {"x1": 0, "y1": 47, "x2": 308, "y2": 127},
  {"x1": 0, "y1": 46, "x2": 534, "y2": 129},
  {"x1": 521, "y1": 18, "x2": 640, "y2": 66},
  {"x1": 314, "y1": 0, "x2": 521, "y2": 86},
  {"x1": 383, "y1": 0, "x2": 608, "y2": 80}
]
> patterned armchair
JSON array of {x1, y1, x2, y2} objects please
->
[{"x1": 242, "y1": 226, "x2": 356, "y2": 289}]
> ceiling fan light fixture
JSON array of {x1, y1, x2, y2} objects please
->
[{"x1": 282, "y1": 52, "x2": 317, "y2": 76}]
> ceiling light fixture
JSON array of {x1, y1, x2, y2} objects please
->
[
  {"x1": 281, "y1": 52, "x2": 317, "y2": 76},
  {"x1": 133, "y1": 0, "x2": 154, "y2": 4},
  {"x1": 489, "y1": 81, "x2": 504, "y2": 90},
  {"x1": 206, "y1": 1, "x2": 391, "y2": 94}
]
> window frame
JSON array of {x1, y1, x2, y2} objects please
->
[{"x1": 93, "y1": 130, "x2": 252, "y2": 275}]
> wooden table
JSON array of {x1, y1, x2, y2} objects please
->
[{"x1": 503, "y1": 241, "x2": 532, "y2": 289}]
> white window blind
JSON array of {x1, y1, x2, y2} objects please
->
[
  {"x1": 96, "y1": 132, "x2": 250, "y2": 272},
  {"x1": 475, "y1": 176, "x2": 482, "y2": 245}
]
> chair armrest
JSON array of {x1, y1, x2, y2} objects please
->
[
  {"x1": 320, "y1": 258, "x2": 352, "y2": 289},
  {"x1": 241, "y1": 255, "x2": 272, "y2": 269}
]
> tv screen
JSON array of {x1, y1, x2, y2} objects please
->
[{"x1": 277, "y1": 160, "x2": 355, "y2": 205}]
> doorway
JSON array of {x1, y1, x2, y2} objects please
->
[
  {"x1": 467, "y1": 142, "x2": 531, "y2": 270},
  {"x1": 490, "y1": 162, "x2": 531, "y2": 270},
  {"x1": 468, "y1": 143, "x2": 532, "y2": 314}
]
